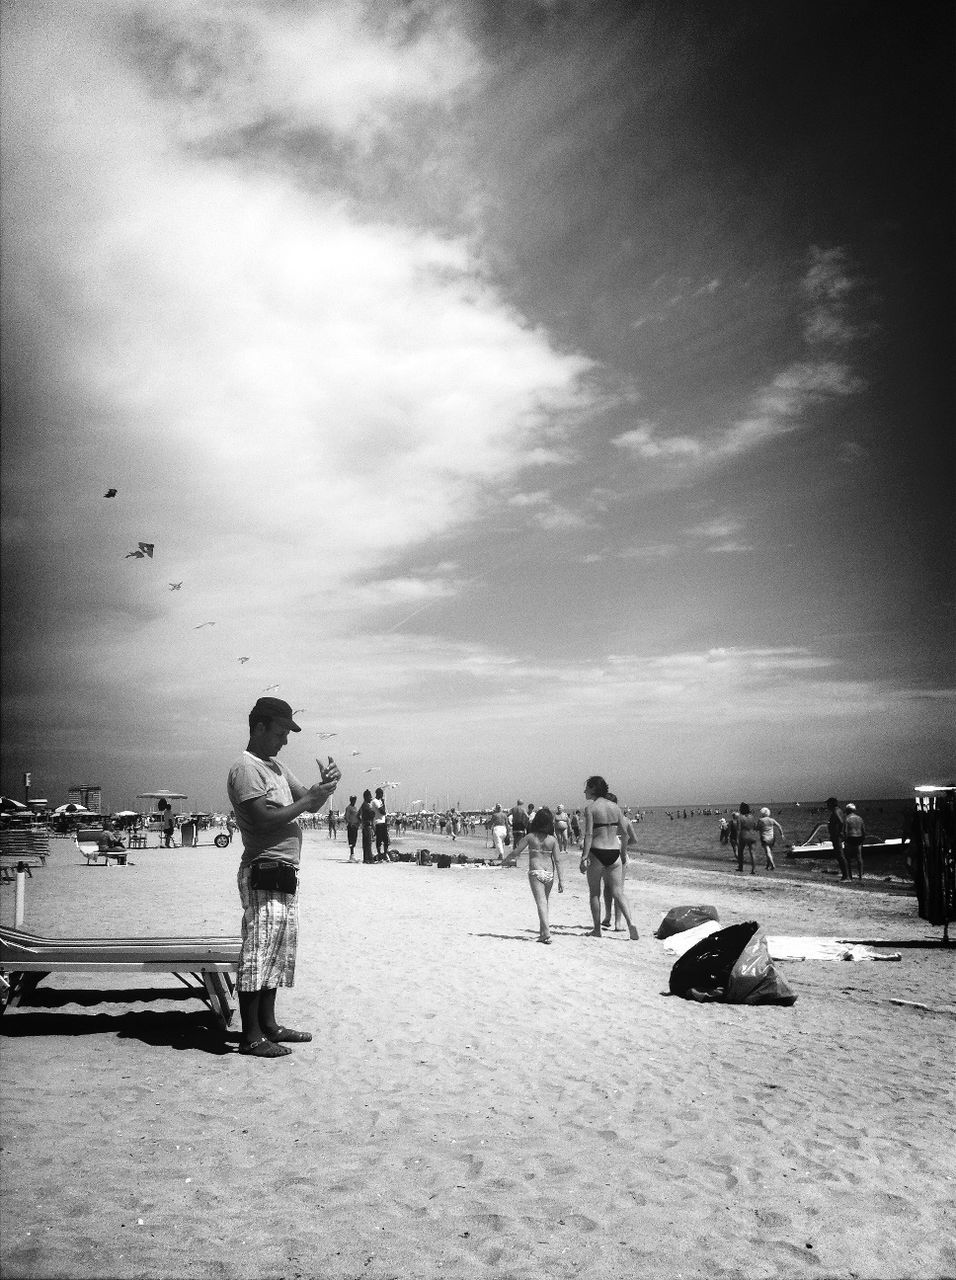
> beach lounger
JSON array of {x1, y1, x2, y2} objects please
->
[
  {"x1": 0, "y1": 926, "x2": 241, "y2": 1028},
  {"x1": 75, "y1": 828, "x2": 131, "y2": 866},
  {"x1": 0, "y1": 829, "x2": 50, "y2": 865}
]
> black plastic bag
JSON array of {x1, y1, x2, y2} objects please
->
[
  {"x1": 669, "y1": 921, "x2": 796, "y2": 1005},
  {"x1": 654, "y1": 905, "x2": 719, "y2": 940}
]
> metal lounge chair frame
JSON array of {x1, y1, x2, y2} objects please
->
[{"x1": 0, "y1": 926, "x2": 240, "y2": 1028}]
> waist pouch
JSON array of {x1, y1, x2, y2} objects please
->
[{"x1": 249, "y1": 859, "x2": 298, "y2": 895}]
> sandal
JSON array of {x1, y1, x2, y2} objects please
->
[
  {"x1": 266, "y1": 1026, "x2": 313, "y2": 1043},
  {"x1": 239, "y1": 1037, "x2": 291, "y2": 1058}
]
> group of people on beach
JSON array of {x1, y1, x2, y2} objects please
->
[
  {"x1": 224, "y1": 696, "x2": 647, "y2": 1058},
  {"x1": 503, "y1": 778, "x2": 640, "y2": 945},
  {"x1": 722, "y1": 804, "x2": 785, "y2": 874}
]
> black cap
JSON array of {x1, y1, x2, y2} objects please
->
[{"x1": 250, "y1": 697, "x2": 301, "y2": 732}]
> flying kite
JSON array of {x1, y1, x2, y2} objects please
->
[
  {"x1": 194, "y1": 622, "x2": 216, "y2": 630},
  {"x1": 169, "y1": 582, "x2": 183, "y2": 591},
  {"x1": 104, "y1": 489, "x2": 117, "y2": 498},
  {"x1": 125, "y1": 542, "x2": 154, "y2": 559},
  {"x1": 237, "y1": 657, "x2": 250, "y2": 664}
]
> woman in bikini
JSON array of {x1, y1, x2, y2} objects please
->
[
  {"x1": 514, "y1": 806, "x2": 564, "y2": 944},
  {"x1": 580, "y1": 776, "x2": 639, "y2": 939}
]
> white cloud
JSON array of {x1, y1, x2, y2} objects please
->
[{"x1": 611, "y1": 423, "x2": 703, "y2": 459}]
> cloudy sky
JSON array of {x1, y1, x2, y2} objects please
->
[{"x1": 2, "y1": 0, "x2": 953, "y2": 812}]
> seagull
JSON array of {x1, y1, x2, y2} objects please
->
[
  {"x1": 315, "y1": 732, "x2": 337, "y2": 739},
  {"x1": 262, "y1": 683, "x2": 280, "y2": 692},
  {"x1": 194, "y1": 622, "x2": 216, "y2": 629},
  {"x1": 104, "y1": 488, "x2": 117, "y2": 498},
  {"x1": 169, "y1": 582, "x2": 183, "y2": 591},
  {"x1": 363, "y1": 766, "x2": 382, "y2": 773},
  {"x1": 293, "y1": 708, "x2": 306, "y2": 715},
  {"x1": 125, "y1": 542, "x2": 154, "y2": 559},
  {"x1": 350, "y1": 750, "x2": 361, "y2": 757},
  {"x1": 237, "y1": 657, "x2": 250, "y2": 664}
]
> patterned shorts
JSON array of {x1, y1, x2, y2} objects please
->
[{"x1": 237, "y1": 864, "x2": 299, "y2": 991}]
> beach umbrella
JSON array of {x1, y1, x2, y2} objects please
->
[
  {"x1": 136, "y1": 790, "x2": 188, "y2": 799},
  {"x1": 54, "y1": 803, "x2": 92, "y2": 814},
  {"x1": 0, "y1": 797, "x2": 28, "y2": 812},
  {"x1": 113, "y1": 810, "x2": 139, "y2": 817}
]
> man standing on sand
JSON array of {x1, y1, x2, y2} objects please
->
[
  {"x1": 227, "y1": 697, "x2": 340, "y2": 1059},
  {"x1": 826, "y1": 796, "x2": 849, "y2": 881},
  {"x1": 509, "y1": 800, "x2": 529, "y2": 849},
  {"x1": 843, "y1": 803, "x2": 866, "y2": 881}
]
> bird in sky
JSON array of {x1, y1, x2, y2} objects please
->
[
  {"x1": 104, "y1": 488, "x2": 117, "y2": 498},
  {"x1": 293, "y1": 708, "x2": 306, "y2": 715},
  {"x1": 262, "y1": 683, "x2": 280, "y2": 692},
  {"x1": 237, "y1": 657, "x2": 250, "y2": 664},
  {"x1": 315, "y1": 732, "x2": 337, "y2": 739},
  {"x1": 194, "y1": 621, "x2": 215, "y2": 630},
  {"x1": 125, "y1": 542, "x2": 154, "y2": 559},
  {"x1": 169, "y1": 582, "x2": 182, "y2": 590},
  {"x1": 363, "y1": 766, "x2": 382, "y2": 773},
  {"x1": 350, "y1": 750, "x2": 361, "y2": 757}
]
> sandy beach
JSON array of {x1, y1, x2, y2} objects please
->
[{"x1": 1, "y1": 830, "x2": 954, "y2": 1280}]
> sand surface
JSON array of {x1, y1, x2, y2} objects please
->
[{"x1": 1, "y1": 831, "x2": 954, "y2": 1280}]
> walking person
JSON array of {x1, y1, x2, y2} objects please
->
[
  {"x1": 600, "y1": 791, "x2": 634, "y2": 929},
  {"x1": 553, "y1": 805, "x2": 571, "y2": 853},
  {"x1": 327, "y1": 807, "x2": 338, "y2": 840},
  {"x1": 359, "y1": 789, "x2": 377, "y2": 863},
  {"x1": 580, "y1": 776, "x2": 639, "y2": 939},
  {"x1": 736, "y1": 803, "x2": 759, "y2": 874},
  {"x1": 758, "y1": 807, "x2": 785, "y2": 870},
  {"x1": 844, "y1": 803, "x2": 866, "y2": 881},
  {"x1": 826, "y1": 797, "x2": 850, "y2": 880},
  {"x1": 489, "y1": 804, "x2": 509, "y2": 860},
  {"x1": 509, "y1": 800, "x2": 529, "y2": 850},
  {"x1": 226, "y1": 697, "x2": 340, "y2": 1058},
  {"x1": 514, "y1": 807, "x2": 564, "y2": 944},
  {"x1": 344, "y1": 794, "x2": 360, "y2": 861},
  {"x1": 728, "y1": 810, "x2": 740, "y2": 865}
]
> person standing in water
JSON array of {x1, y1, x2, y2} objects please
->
[
  {"x1": 758, "y1": 807, "x2": 785, "y2": 870},
  {"x1": 736, "y1": 803, "x2": 759, "y2": 875}
]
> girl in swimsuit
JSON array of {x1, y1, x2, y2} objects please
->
[
  {"x1": 514, "y1": 807, "x2": 564, "y2": 944},
  {"x1": 580, "y1": 776, "x2": 639, "y2": 939}
]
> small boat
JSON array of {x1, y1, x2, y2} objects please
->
[{"x1": 788, "y1": 823, "x2": 905, "y2": 858}]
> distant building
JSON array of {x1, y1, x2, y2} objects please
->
[{"x1": 68, "y1": 784, "x2": 102, "y2": 814}]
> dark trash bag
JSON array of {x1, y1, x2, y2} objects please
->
[
  {"x1": 669, "y1": 921, "x2": 797, "y2": 1006},
  {"x1": 654, "y1": 905, "x2": 719, "y2": 940}
]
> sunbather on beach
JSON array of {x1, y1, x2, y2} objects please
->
[
  {"x1": 514, "y1": 807, "x2": 564, "y2": 943},
  {"x1": 580, "y1": 776, "x2": 638, "y2": 939}
]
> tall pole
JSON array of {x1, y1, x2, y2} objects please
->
[{"x1": 23, "y1": 771, "x2": 31, "y2": 807}]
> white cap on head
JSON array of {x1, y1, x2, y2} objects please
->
[
  {"x1": 846, "y1": 802, "x2": 856, "y2": 811},
  {"x1": 760, "y1": 807, "x2": 770, "y2": 817}
]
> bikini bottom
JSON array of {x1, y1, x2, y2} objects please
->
[
  {"x1": 528, "y1": 868, "x2": 554, "y2": 886},
  {"x1": 591, "y1": 848, "x2": 620, "y2": 868}
]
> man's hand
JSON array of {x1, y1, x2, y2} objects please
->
[{"x1": 305, "y1": 780, "x2": 338, "y2": 811}]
